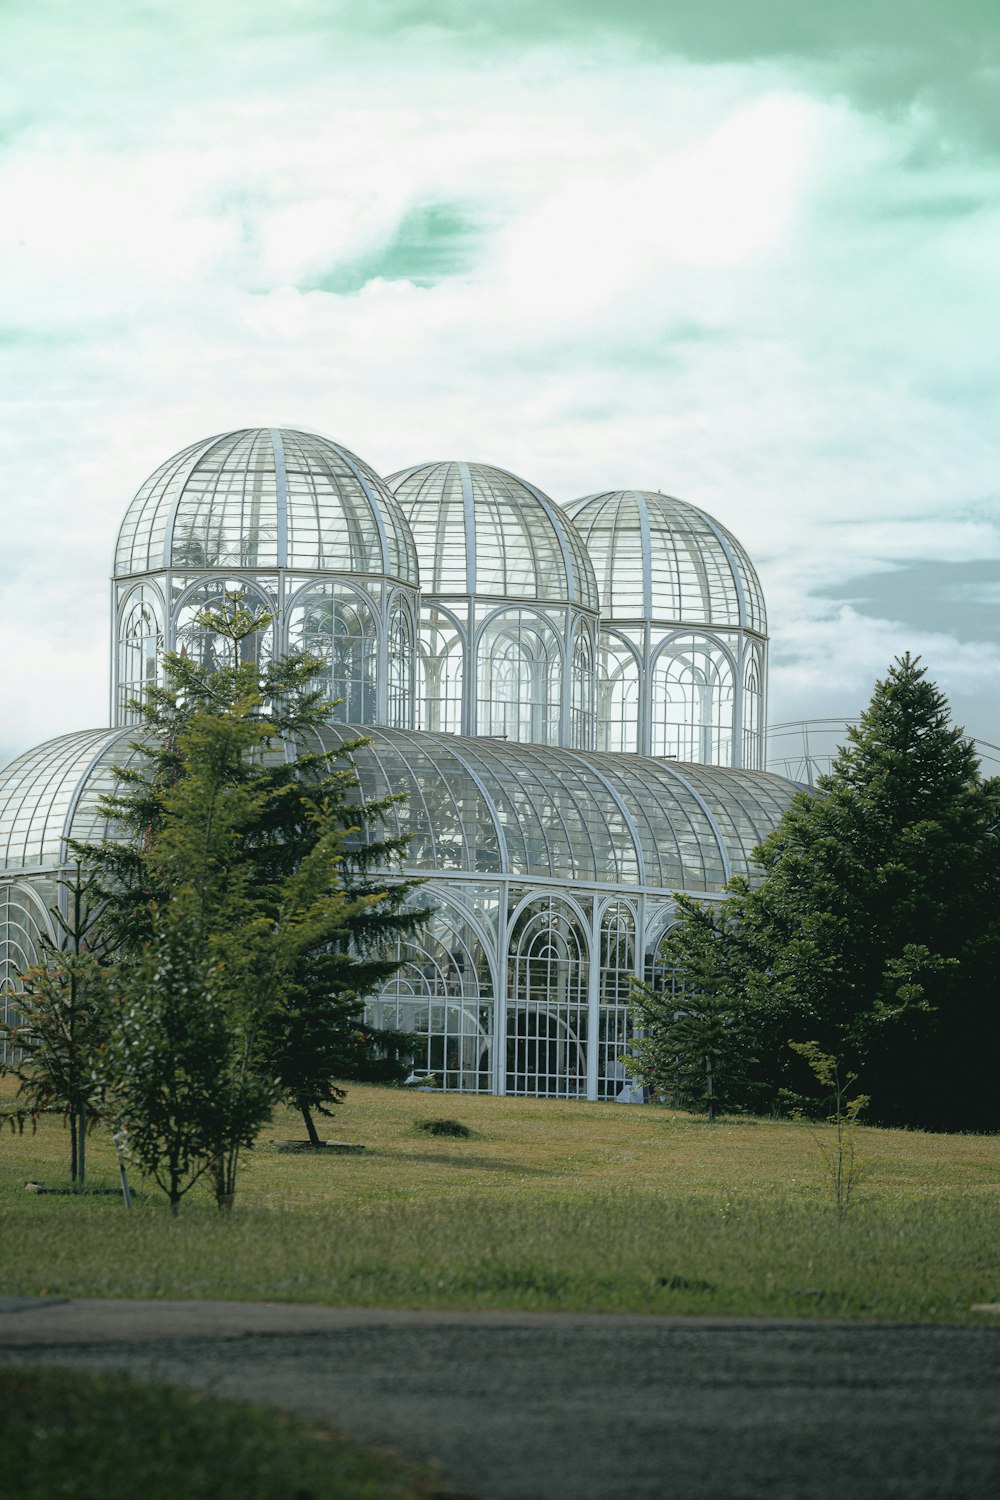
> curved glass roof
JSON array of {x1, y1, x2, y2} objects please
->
[
  {"x1": 387, "y1": 461, "x2": 599, "y2": 612},
  {"x1": 564, "y1": 490, "x2": 766, "y2": 634},
  {"x1": 310, "y1": 726, "x2": 798, "y2": 892},
  {"x1": 0, "y1": 729, "x2": 141, "y2": 869},
  {"x1": 0, "y1": 726, "x2": 799, "y2": 890},
  {"x1": 115, "y1": 428, "x2": 419, "y2": 586}
]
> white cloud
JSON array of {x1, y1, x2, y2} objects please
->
[{"x1": 1, "y1": 12, "x2": 999, "y2": 763}]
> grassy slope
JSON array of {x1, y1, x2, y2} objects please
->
[{"x1": 2, "y1": 1085, "x2": 999, "y2": 1322}]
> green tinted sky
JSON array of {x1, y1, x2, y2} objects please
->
[{"x1": 1, "y1": 1, "x2": 999, "y2": 758}]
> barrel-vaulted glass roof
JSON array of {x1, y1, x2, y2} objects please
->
[
  {"x1": 563, "y1": 489, "x2": 767, "y2": 634},
  {"x1": 115, "y1": 428, "x2": 419, "y2": 586},
  {"x1": 312, "y1": 726, "x2": 798, "y2": 892},
  {"x1": 386, "y1": 461, "x2": 599, "y2": 612},
  {"x1": 0, "y1": 726, "x2": 799, "y2": 891}
]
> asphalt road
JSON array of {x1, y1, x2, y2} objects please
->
[{"x1": 3, "y1": 1298, "x2": 1000, "y2": 1499}]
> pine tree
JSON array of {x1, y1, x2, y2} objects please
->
[
  {"x1": 75, "y1": 592, "x2": 426, "y2": 1150},
  {"x1": 628, "y1": 896, "x2": 757, "y2": 1117},
  {"x1": 735, "y1": 654, "x2": 1000, "y2": 1127}
]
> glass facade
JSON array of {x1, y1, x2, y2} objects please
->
[{"x1": 2, "y1": 424, "x2": 788, "y2": 1092}]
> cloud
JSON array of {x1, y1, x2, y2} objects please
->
[{"x1": 1, "y1": 3, "x2": 999, "y2": 767}]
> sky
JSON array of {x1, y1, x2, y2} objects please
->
[{"x1": 2, "y1": 1, "x2": 999, "y2": 767}]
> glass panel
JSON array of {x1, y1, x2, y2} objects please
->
[
  {"x1": 477, "y1": 609, "x2": 562, "y2": 746},
  {"x1": 651, "y1": 636, "x2": 735, "y2": 765},
  {"x1": 507, "y1": 896, "x2": 588, "y2": 1097},
  {"x1": 287, "y1": 583, "x2": 376, "y2": 724}
]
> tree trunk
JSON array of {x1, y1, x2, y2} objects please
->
[
  {"x1": 69, "y1": 1109, "x2": 78, "y2": 1183},
  {"x1": 77, "y1": 1102, "x2": 86, "y2": 1189},
  {"x1": 301, "y1": 1103, "x2": 321, "y2": 1147}
]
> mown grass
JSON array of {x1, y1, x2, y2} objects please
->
[
  {"x1": 2, "y1": 1084, "x2": 999, "y2": 1323},
  {"x1": 0, "y1": 1364, "x2": 450, "y2": 1499}
]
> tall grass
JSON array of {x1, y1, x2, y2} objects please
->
[{"x1": 2, "y1": 1084, "x2": 998, "y2": 1323}]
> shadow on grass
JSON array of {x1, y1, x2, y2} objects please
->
[{"x1": 374, "y1": 1149, "x2": 556, "y2": 1176}]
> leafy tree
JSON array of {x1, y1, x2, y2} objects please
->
[
  {"x1": 0, "y1": 867, "x2": 109, "y2": 1185},
  {"x1": 647, "y1": 655, "x2": 1000, "y2": 1130},
  {"x1": 76, "y1": 590, "x2": 425, "y2": 1153},
  {"x1": 628, "y1": 897, "x2": 757, "y2": 1117}
]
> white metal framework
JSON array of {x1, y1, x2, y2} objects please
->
[
  {"x1": 0, "y1": 724, "x2": 799, "y2": 1095},
  {"x1": 2, "y1": 423, "x2": 788, "y2": 1094},
  {"x1": 564, "y1": 490, "x2": 768, "y2": 768},
  {"x1": 387, "y1": 460, "x2": 600, "y2": 748},
  {"x1": 112, "y1": 428, "x2": 420, "y2": 729}
]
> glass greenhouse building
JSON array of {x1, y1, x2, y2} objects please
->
[{"x1": 0, "y1": 427, "x2": 800, "y2": 1099}]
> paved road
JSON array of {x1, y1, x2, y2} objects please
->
[{"x1": 3, "y1": 1298, "x2": 1000, "y2": 1499}]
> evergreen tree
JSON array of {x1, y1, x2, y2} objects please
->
[
  {"x1": 75, "y1": 591, "x2": 425, "y2": 1148},
  {"x1": 628, "y1": 896, "x2": 758, "y2": 1116},
  {"x1": 660, "y1": 654, "x2": 1000, "y2": 1129}
]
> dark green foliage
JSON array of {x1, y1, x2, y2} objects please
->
[
  {"x1": 642, "y1": 655, "x2": 1000, "y2": 1131},
  {"x1": 629, "y1": 897, "x2": 757, "y2": 1117},
  {"x1": 417, "y1": 1118, "x2": 472, "y2": 1137}
]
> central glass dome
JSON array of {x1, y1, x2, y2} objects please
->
[
  {"x1": 387, "y1": 460, "x2": 597, "y2": 609},
  {"x1": 385, "y1": 461, "x2": 599, "y2": 747}
]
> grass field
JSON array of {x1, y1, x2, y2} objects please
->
[{"x1": 2, "y1": 1084, "x2": 999, "y2": 1323}]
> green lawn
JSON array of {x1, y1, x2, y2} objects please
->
[{"x1": 2, "y1": 1085, "x2": 999, "y2": 1323}]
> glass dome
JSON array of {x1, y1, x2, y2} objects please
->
[
  {"x1": 562, "y1": 489, "x2": 768, "y2": 767},
  {"x1": 111, "y1": 428, "x2": 420, "y2": 732},
  {"x1": 564, "y1": 489, "x2": 765, "y2": 632},
  {"x1": 387, "y1": 460, "x2": 598, "y2": 610},
  {"x1": 115, "y1": 428, "x2": 418, "y2": 586}
]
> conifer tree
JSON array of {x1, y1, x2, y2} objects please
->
[
  {"x1": 75, "y1": 592, "x2": 425, "y2": 1149},
  {"x1": 637, "y1": 655, "x2": 1000, "y2": 1129}
]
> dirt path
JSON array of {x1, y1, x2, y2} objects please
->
[{"x1": 3, "y1": 1298, "x2": 1000, "y2": 1498}]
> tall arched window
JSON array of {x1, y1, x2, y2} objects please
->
[
  {"x1": 743, "y1": 644, "x2": 763, "y2": 770},
  {"x1": 570, "y1": 625, "x2": 596, "y2": 750},
  {"x1": 651, "y1": 636, "x2": 734, "y2": 764},
  {"x1": 287, "y1": 583, "x2": 377, "y2": 724},
  {"x1": 0, "y1": 882, "x2": 52, "y2": 1065},
  {"x1": 478, "y1": 611, "x2": 562, "y2": 746},
  {"x1": 117, "y1": 585, "x2": 164, "y2": 723},
  {"x1": 507, "y1": 897, "x2": 588, "y2": 1096},
  {"x1": 598, "y1": 901, "x2": 636, "y2": 1100},
  {"x1": 368, "y1": 901, "x2": 494, "y2": 1091},
  {"x1": 597, "y1": 633, "x2": 641, "y2": 753},
  {"x1": 387, "y1": 606, "x2": 414, "y2": 729},
  {"x1": 417, "y1": 609, "x2": 465, "y2": 735}
]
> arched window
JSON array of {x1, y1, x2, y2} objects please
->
[
  {"x1": 570, "y1": 625, "x2": 596, "y2": 750},
  {"x1": 478, "y1": 610, "x2": 562, "y2": 746},
  {"x1": 743, "y1": 644, "x2": 763, "y2": 770},
  {"x1": 0, "y1": 882, "x2": 52, "y2": 1065},
  {"x1": 507, "y1": 897, "x2": 587, "y2": 1096},
  {"x1": 417, "y1": 609, "x2": 464, "y2": 735},
  {"x1": 287, "y1": 583, "x2": 377, "y2": 724},
  {"x1": 174, "y1": 579, "x2": 274, "y2": 676},
  {"x1": 117, "y1": 585, "x2": 164, "y2": 723},
  {"x1": 369, "y1": 901, "x2": 494, "y2": 1091},
  {"x1": 598, "y1": 901, "x2": 639, "y2": 1101},
  {"x1": 387, "y1": 606, "x2": 414, "y2": 729},
  {"x1": 651, "y1": 636, "x2": 734, "y2": 765},
  {"x1": 597, "y1": 633, "x2": 641, "y2": 753}
]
